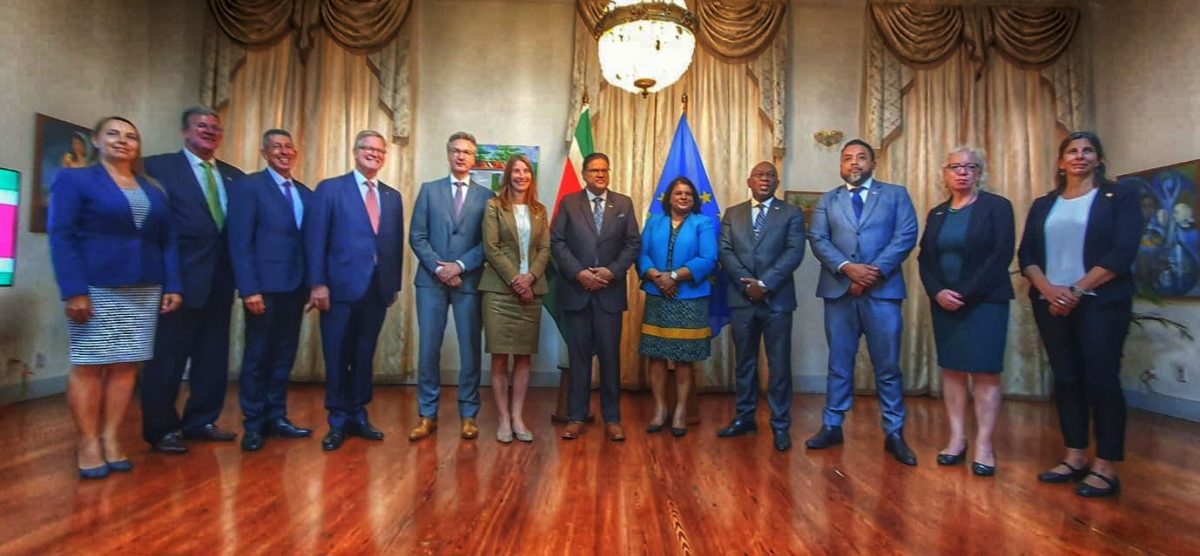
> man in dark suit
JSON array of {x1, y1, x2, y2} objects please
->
[
  {"x1": 716, "y1": 162, "x2": 807, "y2": 451},
  {"x1": 806, "y1": 139, "x2": 920, "y2": 466},
  {"x1": 305, "y1": 130, "x2": 405, "y2": 451},
  {"x1": 226, "y1": 129, "x2": 313, "y2": 452},
  {"x1": 141, "y1": 106, "x2": 245, "y2": 454},
  {"x1": 407, "y1": 132, "x2": 494, "y2": 442},
  {"x1": 550, "y1": 152, "x2": 640, "y2": 441}
]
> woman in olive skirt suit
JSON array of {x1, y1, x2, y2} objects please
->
[
  {"x1": 480, "y1": 155, "x2": 550, "y2": 443},
  {"x1": 917, "y1": 146, "x2": 1015, "y2": 477},
  {"x1": 49, "y1": 116, "x2": 183, "y2": 478}
]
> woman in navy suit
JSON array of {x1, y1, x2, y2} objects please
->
[
  {"x1": 1018, "y1": 131, "x2": 1141, "y2": 497},
  {"x1": 637, "y1": 177, "x2": 718, "y2": 436},
  {"x1": 918, "y1": 146, "x2": 1015, "y2": 477},
  {"x1": 48, "y1": 116, "x2": 182, "y2": 478}
]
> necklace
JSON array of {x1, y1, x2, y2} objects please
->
[{"x1": 948, "y1": 193, "x2": 978, "y2": 213}]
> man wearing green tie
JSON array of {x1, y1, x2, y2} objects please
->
[{"x1": 141, "y1": 106, "x2": 246, "y2": 454}]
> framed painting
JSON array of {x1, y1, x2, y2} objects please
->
[
  {"x1": 31, "y1": 113, "x2": 92, "y2": 233},
  {"x1": 0, "y1": 167, "x2": 18, "y2": 286},
  {"x1": 784, "y1": 190, "x2": 822, "y2": 231},
  {"x1": 1120, "y1": 159, "x2": 1200, "y2": 298},
  {"x1": 470, "y1": 144, "x2": 539, "y2": 192}
]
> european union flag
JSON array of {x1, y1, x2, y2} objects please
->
[{"x1": 649, "y1": 113, "x2": 729, "y2": 336}]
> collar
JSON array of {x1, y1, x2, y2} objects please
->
[
  {"x1": 586, "y1": 189, "x2": 607, "y2": 204},
  {"x1": 752, "y1": 197, "x2": 774, "y2": 209},
  {"x1": 266, "y1": 166, "x2": 290, "y2": 186},
  {"x1": 353, "y1": 169, "x2": 375, "y2": 187},
  {"x1": 183, "y1": 148, "x2": 214, "y2": 168},
  {"x1": 844, "y1": 176, "x2": 875, "y2": 191},
  {"x1": 449, "y1": 174, "x2": 471, "y2": 186}
]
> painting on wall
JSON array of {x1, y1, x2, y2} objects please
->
[
  {"x1": 1121, "y1": 159, "x2": 1200, "y2": 298},
  {"x1": 0, "y1": 167, "x2": 19, "y2": 286},
  {"x1": 31, "y1": 113, "x2": 92, "y2": 233},
  {"x1": 469, "y1": 144, "x2": 539, "y2": 192},
  {"x1": 784, "y1": 190, "x2": 822, "y2": 232}
]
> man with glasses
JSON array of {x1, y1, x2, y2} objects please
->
[{"x1": 408, "y1": 132, "x2": 495, "y2": 442}]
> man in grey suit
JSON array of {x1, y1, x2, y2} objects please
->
[
  {"x1": 408, "y1": 132, "x2": 495, "y2": 441},
  {"x1": 551, "y1": 153, "x2": 640, "y2": 441},
  {"x1": 715, "y1": 162, "x2": 807, "y2": 451},
  {"x1": 805, "y1": 139, "x2": 919, "y2": 466}
]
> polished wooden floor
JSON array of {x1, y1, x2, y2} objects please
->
[{"x1": 1, "y1": 385, "x2": 1198, "y2": 555}]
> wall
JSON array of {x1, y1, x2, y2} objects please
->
[{"x1": 0, "y1": 0, "x2": 205, "y2": 402}]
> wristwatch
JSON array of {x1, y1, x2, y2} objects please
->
[{"x1": 669, "y1": 270, "x2": 679, "y2": 281}]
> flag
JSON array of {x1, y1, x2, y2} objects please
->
[
  {"x1": 544, "y1": 105, "x2": 594, "y2": 333},
  {"x1": 0, "y1": 169, "x2": 18, "y2": 286},
  {"x1": 649, "y1": 113, "x2": 729, "y2": 336}
]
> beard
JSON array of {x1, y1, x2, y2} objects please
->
[{"x1": 841, "y1": 168, "x2": 872, "y2": 186}]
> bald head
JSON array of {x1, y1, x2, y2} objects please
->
[{"x1": 746, "y1": 161, "x2": 779, "y2": 203}]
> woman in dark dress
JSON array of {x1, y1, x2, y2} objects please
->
[{"x1": 918, "y1": 145, "x2": 1015, "y2": 477}]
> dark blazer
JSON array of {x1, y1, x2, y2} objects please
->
[
  {"x1": 304, "y1": 172, "x2": 405, "y2": 305},
  {"x1": 48, "y1": 165, "x2": 182, "y2": 300},
  {"x1": 917, "y1": 191, "x2": 1016, "y2": 304},
  {"x1": 550, "y1": 190, "x2": 640, "y2": 313},
  {"x1": 1017, "y1": 181, "x2": 1142, "y2": 305},
  {"x1": 719, "y1": 198, "x2": 806, "y2": 311},
  {"x1": 226, "y1": 170, "x2": 311, "y2": 297},
  {"x1": 143, "y1": 151, "x2": 244, "y2": 308}
]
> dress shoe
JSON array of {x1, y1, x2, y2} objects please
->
[
  {"x1": 670, "y1": 427, "x2": 687, "y2": 438},
  {"x1": 321, "y1": 429, "x2": 346, "y2": 451},
  {"x1": 79, "y1": 464, "x2": 110, "y2": 480},
  {"x1": 269, "y1": 418, "x2": 312, "y2": 438},
  {"x1": 1037, "y1": 460, "x2": 1090, "y2": 483},
  {"x1": 552, "y1": 413, "x2": 595, "y2": 424},
  {"x1": 514, "y1": 430, "x2": 534, "y2": 443},
  {"x1": 773, "y1": 430, "x2": 792, "y2": 452},
  {"x1": 937, "y1": 442, "x2": 968, "y2": 466},
  {"x1": 461, "y1": 418, "x2": 480, "y2": 440},
  {"x1": 804, "y1": 425, "x2": 843, "y2": 449},
  {"x1": 105, "y1": 459, "x2": 133, "y2": 472},
  {"x1": 184, "y1": 424, "x2": 237, "y2": 442},
  {"x1": 972, "y1": 461, "x2": 996, "y2": 477},
  {"x1": 716, "y1": 418, "x2": 757, "y2": 438},
  {"x1": 352, "y1": 421, "x2": 385, "y2": 441},
  {"x1": 241, "y1": 431, "x2": 264, "y2": 452},
  {"x1": 1076, "y1": 472, "x2": 1120, "y2": 498},
  {"x1": 562, "y1": 421, "x2": 584, "y2": 439},
  {"x1": 884, "y1": 431, "x2": 918, "y2": 466},
  {"x1": 409, "y1": 417, "x2": 437, "y2": 441},
  {"x1": 152, "y1": 430, "x2": 188, "y2": 455},
  {"x1": 606, "y1": 422, "x2": 626, "y2": 442}
]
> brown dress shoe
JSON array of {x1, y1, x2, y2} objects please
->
[
  {"x1": 606, "y1": 422, "x2": 625, "y2": 442},
  {"x1": 461, "y1": 418, "x2": 479, "y2": 439},
  {"x1": 562, "y1": 421, "x2": 584, "y2": 439},
  {"x1": 408, "y1": 417, "x2": 437, "y2": 441}
]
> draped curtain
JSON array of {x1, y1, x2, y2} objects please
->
[{"x1": 860, "y1": 1, "x2": 1089, "y2": 398}]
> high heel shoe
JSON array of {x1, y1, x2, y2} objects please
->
[
  {"x1": 105, "y1": 459, "x2": 133, "y2": 472},
  {"x1": 936, "y1": 442, "x2": 967, "y2": 466},
  {"x1": 79, "y1": 465, "x2": 109, "y2": 480},
  {"x1": 971, "y1": 460, "x2": 996, "y2": 477},
  {"x1": 670, "y1": 427, "x2": 687, "y2": 438}
]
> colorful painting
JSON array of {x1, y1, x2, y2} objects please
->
[
  {"x1": 0, "y1": 167, "x2": 19, "y2": 286},
  {"x1": 1121, "y1": 159, "x2": 1200, "y2": 298},
  {"x1": 31, "y1": 114, "x2": 92, "y2": 233},
  {"x1": 469, "y1": 144, "x2": 539, "y2": 192},
  {"x1": 784, "y1": 190, "x2": 822, "y2": 232}
]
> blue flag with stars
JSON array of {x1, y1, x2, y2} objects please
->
[{"x1": 649, "y1": 113, "x2": 729, "y2": 336}]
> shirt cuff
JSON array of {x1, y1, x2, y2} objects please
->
[
  {"x1": 836, "y1": 261, "x2": 849, "y2": 273},
  {"x1": 455, "y1": 259, "x2": 465, "y2": 271}
]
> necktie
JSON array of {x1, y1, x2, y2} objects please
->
[
  {"x1": 753, "y1": 203, "x2": 766, "y2": 240},
  {"x1": 850, "y1": 187, "x2": 864, "y2": 220},
  {"x1": 365, "y1": 180, "x2": 380, "y2": 234},
  {"x1": 592, "y1": 196, "x2": 604, "y2": 234},
  {"x1": 200, "y1": 161, "x2": 224, "y2": 230},
  {"x1": 453, "y1": 181, "x2": 466, "y2": 219},
  {"x1": 281, "y1": 181, "x2": 299, "y2": 228}
]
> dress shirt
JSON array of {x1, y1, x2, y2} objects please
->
[
  {"x1": 266, "y1": 166, "x2": 304, "y2": 228},
  {"x1": 183, "y1": 148, "x2": 226, "y2": 213},
  {"x1": 836, "y1": 176, "x2": 875, "y2": 273},
  {"x1": 353, "y1": 169, "x2": 381, "y2": 209}
]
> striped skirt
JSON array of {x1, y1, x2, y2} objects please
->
[
  {"x1": 66, "y1": 285, "x2": 162, "y2": 365},
  {"x1": 638, "y1": 295, "x2": 710, "y2": 362}
]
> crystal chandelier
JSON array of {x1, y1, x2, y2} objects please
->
[{"x1": 594, "y1": 0, "x2": 697, "y2": 97}]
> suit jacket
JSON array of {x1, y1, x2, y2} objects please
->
[
  {"x1": 143, "y1": 151, "x2": 244, "y2": 308},
  {"x1": 48, "y1": 165, "x2": 181, "y2": 300},
  {"x1": 808, "y1": 180, "x2": 918, "y2": 300},
  {"x1": 304, "y1": 172, "x2": 405, "y2": 305},
  {"x1": 638, "y1": 212, "x2": 718, "y2": 299},
  {"x1": 550, "y1": 189, "x2": 640, "y2": 313},
  {"x1": 409, "y1": 176, "x2": 494, "y2": 292},
  {"x1": 226, "y1": 170, "x2": 311, "y2": 297},
  {"x1": 1017, "y1": 181, "x2": 1142, "y2": 305},
  {"x1": 917, "y1": 191, "x2": 1016, "y2": 304},
  {"x1": 719, "y1": 198, "x2": 806, "y2": 311},
  {"x1": 479, "y1": 198, "x2": 551, "y2": 296}
]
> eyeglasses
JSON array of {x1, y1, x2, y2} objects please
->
[
  {"x1": 945, "y1": 163, "x2": 981, "y2": 174},
  {"x1": 586, "y1": 168, "x2": 610, "y2": 174},
  {"x1": 449, "y1": 148, "x2": 476, "y2": 157},
  {"x1": 357, "y1": 146, "x2": 386, "y2": 155}
]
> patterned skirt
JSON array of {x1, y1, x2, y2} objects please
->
[
  {"x1": 638, "y1": 295, "x2": 710, "y2": 362},
  {"x1": 66, "y1": 285, "x2": 162, "y2": 365}
]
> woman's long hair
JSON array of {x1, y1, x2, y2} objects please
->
[{"x1": 496, "y1": 154, "x2": 544, "y2": 217}]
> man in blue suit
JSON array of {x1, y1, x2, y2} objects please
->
[
  {"x1": 141, "y1": 106, "x2": 245, "y2": 454},
  {"x1": 305, "y1": 130, "x2": 405, "y2": 451},
  {"x1": 226, "y1": 129, "x2": 313, "y2": 452},
  {"x1": 806, "y1": 139, "x2": 919, "y2": 466},
  {"x1": 716, "y1": 162, "x2": 807, "y2": 451},
  {"x1": 408, "y1": 132, "x2": 494, "y2": 442}
]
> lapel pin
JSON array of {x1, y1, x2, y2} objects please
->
[{"x1": 1105, "y1": 192, "x2": 1113, "y2": 198}]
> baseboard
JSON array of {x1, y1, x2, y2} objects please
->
[
  {"x1": 793, "y1": 375, "x2": 827, "y2": 394},
  {"x1": 0, "y1": 374, "x2": 68, "y2": 405},
  {"x1": 1125, "y1": 388, "x2": 1200, "y2": 423}
]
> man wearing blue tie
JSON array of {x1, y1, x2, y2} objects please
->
[
  {"x1": 408, "y1": 132, "x2": 494, "y2": 442},
  {"x1": 305, "y1": 130, "x2": 405, "y2": 451},
  {"x1": 226, "y1": 129, "x2": 313, "y2": 452},
  {"x1": 806, "y1": 139, "x2": 920, "y2": 466}
]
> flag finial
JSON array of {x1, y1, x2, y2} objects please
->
[
  {"x1": 582, "y1": 91, "x2": 590, "y2": 106},
  {"x1": 682, "y1": 93, "x2": 688, "y2": 114}
]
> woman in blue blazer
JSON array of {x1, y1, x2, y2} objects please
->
[
  {"x1": 48, "y1": 116, "x2": 182, "y2": 479},
  {"x1": 636, "y1": 177, "x2": 718, "y2": 436},
  {"x1": 1018, "y1": 131, "x2": 1141, "y2": 498}
]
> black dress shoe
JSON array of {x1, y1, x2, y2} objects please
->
[
  {"x1": 937, "y1": 442, "x2": 968, "y2": 466},
  {"x1": 972, "y1": 461, "x2": 996, "y2": 477},
  {"x1": 670, "y1": 427, "x2": 687, "y2": 438},
  {"x1": 885, "y1": 431, "x2": 917, "y2": 466},
  {"x1": 804, "y1": 425, "x2": 843, "y2": 449},
  {"x1": 1037, "y1": 460, "x2": 1090, "y2": 483},
  {"x1": 716, "y1": 418, "x2": 757, "y2": 438},
  {"x1": 152, "y1": 430, "x2": 188, "y2": 455},
  {"x1": 773, "y1": 430, "x2": 792, "y2": 452},
  {"x1": 269, "y1": 418, "x2": 313, "y2": 438},
  {"x1": 241, "y1": 431, "x2": 264, "y2": 452},
  {"x1": 646, "y1": 422, "x2": 665, "y2": 434},
  {"x1": 321, "y1": 429, "x2": 346, "y2": 451},
  {"x1": 353, "y1": 421, "x2": 385, "y2": 441},
  {"x1": 184, "y1": 424, "x2": 237, "y2": 442},
  {"x1": 1076, "y1": 472, "x2": 1120, "y2": 498}
]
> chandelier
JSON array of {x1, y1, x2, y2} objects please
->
[{"x1": 594, "y1": 0, "x2": 697, "y2": 97}]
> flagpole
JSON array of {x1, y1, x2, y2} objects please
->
[{"x1": 681, "y1": 93, "x2": 688, "y2": 114}]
